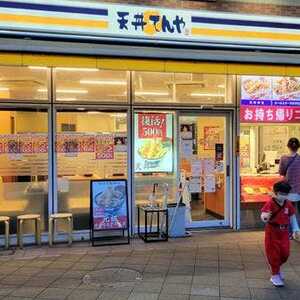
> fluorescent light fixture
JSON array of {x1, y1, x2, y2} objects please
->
[
  {"x1": 190, "y1": 93, "x2": 224, "y2": 97},
  {"x1": 55, "y1": 67, "x2": 98, "y2": 72},
  {"x1": 57, "y1": 97, "x2": 77, "y2": 101},
  {"x1": 57, "y1": 89, "x2": 88, "y2": 94},
  {"x1": 37, "y1": 89, "x2": 47, "y2": 93},
  {"x1": 87, "y1": 111, "x2": 101, "y2": 114},
  {"x1": 80, "y1": 80, "x2": 126, "y2": 85},
  {"x1": 0, "y1": 87, "x2": 9, "y2": 91},
  {"x1": 135, "y1": 91, "x2": 169, "y2": 96},
  {"x1": 28, "y1": 66, "x2": 48, "y2": 70}
]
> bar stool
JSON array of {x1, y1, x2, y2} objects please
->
[
  {"x1": 48, "y1": 213, "x2": 73, "y2": 246},
  {"x1": 0, "y1": 216, "x2": 10, "y2": 249},
  {"x1": 17, "y1": 214, "x2": 41, "y2": 248}
]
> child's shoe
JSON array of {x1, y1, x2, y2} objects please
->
[
  {"x1": 279, "y1": 271, "x2": 284, "y2": 281},
  {"x1": 270, "y1": 274, "x2": 284, "y2": 287},
  {"x1": 293, "y1": 231, "x2": 300, "y2": 242}
]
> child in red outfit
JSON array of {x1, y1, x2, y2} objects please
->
[{"x1": 261, "y1": 181, "x2": 296, "y2": 287}]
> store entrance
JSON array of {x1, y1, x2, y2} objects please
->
[{"x1": 179, "y1": 112, "x2": 232, "y2": 227}]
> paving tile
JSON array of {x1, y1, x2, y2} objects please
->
[
  {"x1": 190, "y1": 296, "x2": 219, "y2": 300},
  {"x1": 278, "y1": 289, "x2": 300, "y2": 300},
  {"x1": 1, "y1": 275, "x2": 31, "y2": 286},
  {"x1": 49, "y1": 261, "x2": 75, "y2": 270},
  {"x1": 38, "y1": 287, "x2": 73, "y2": 299},
  {"x1": 247, "y1": 278, "x2": 273, "y2": 289},
  {"x1": 67, "y1": 289, "x2": 100, "y2": 300},
  {"x1": 191, "y1": 285, "x2": 219, "y2": 297},
  {"x1": 158, "y1": 295, "x2": 189, "y2": 300},
  {"x1": 71, "y1": 263, "x2": 96, "y2": 271},
  {"x1": 98, "y1": 291, "x2": 131, "y2": 300},
  {"x1": 161, "y1": 283, "x2": 191, "y2": 295},
  {"x1": 10, "y1": 287, "x2": 44, "y2": 298},
  {"x1": 164, "y1": 275, "x2": 193, "y2": 284},
  {"x1": 2, "y1": 297, "x2": 34, "y2": 300},
  {"x1": 61, "y1": 270, "x2": 87, "y2": 279},
  {"x1": 220, "y1": 286, "x2": 251, "y2": 299},
  {"x1": 192, "y1": 275, "x2": 219, "y2": 286},
  {"x1": 128, "y1": 293, "x2": 159, "y2": 300},
  {"x1": 50, "y1": 278, "x2": 81, "y2": 289},
  {"x1": 133, "y1": 282, "x2": 163, "y2": 293},
  {"x1": 23, "y1": 277, "x2": 57, "y2": 288},
  {"x1": 142, "y1": 273, "x2": 165, "y2": 283},
  {"x1": 0, "y1": 285, "x2": 16, "y2": 296},
  {"x1": 249, "y1": 288, "x2": 281, "y2": 300}
]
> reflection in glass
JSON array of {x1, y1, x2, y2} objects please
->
[
  {"x1": 56, "y1": 111, "x2": 128, "y2": 230},
  {"x1": 134, "y1": 72, "x2": 233, "y2": 104},
  {"x1": 0, "y1": 66, "x2": 49, "y2": 101},
  {"x1": 55, "y1": 69, "x2": 128, "y2": 102},
  {"x1": 0, "y1": 110, "x2": 48, "y2": 233}
]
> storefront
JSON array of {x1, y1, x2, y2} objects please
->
[{"x1": 0, "y1": 0, "x2": 300, "y2": 242}]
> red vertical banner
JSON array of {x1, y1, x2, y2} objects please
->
[{"x1": 138, "y1": 113, "x2": 167, "y2": 139}]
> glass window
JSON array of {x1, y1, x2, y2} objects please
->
[
  {"x1": 134, "y1": 111, "x2": 177, "y2": 226},
  {"x1": 0, "y1": 109, "x2": 49, "y2": 233},
  {"x1": 0, "y1": 66, "x2": 49, "y2": 101},
  {"x1": 55, "y1": 68, "x2": 128, "y2": 103},
  {"x1": 56, "y1": 111, "x2": 128, "y2": 230},
  {"x1": 239, "y1": 75, "x2": 300, "y2": 228},
  {"x1": 134, "y1": 72, "x2": 234, "y2": 105}
]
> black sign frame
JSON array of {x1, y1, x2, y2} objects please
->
[{"x1": 90, "y1": 179, "x2": 130, "y2": 246}]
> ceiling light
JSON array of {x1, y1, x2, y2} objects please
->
[
  {"x1": 135, "y1": 91, "x2": 169, "y2": 96},
  {"x1": 80, "y1": 80, "x2": 126, "y2": 85},
  {"x1": 87, "y1": 111, "x2": 101, "y2": 114},
  {"x1": 57, "y1": 89, "x2": 88, "y2": 94},
  {"x1": 57, "y1": 97, "x2": 77, "y2": 101},
  {"x1": 190, "y1": 93, "x2": 224, "y2": 97},
  {"x1": 55, "y1": 67, "x2": 99, "y2": 72},
  {"x1": 37, "y1": 88, "x2": 47, "y2": 93},
  {"x1": 218, "y1": 85, "x2": 225, "y2": 88},
  {"x1": 28, "y1": 66, "x2": 48, "y2": 70},
  {"x1": 0, "y1": 87, "x2": 9, "y2": 91}
]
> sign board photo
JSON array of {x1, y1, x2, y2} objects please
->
[{"x1": 90, "y1": 179, "x2": 130, "y2": 246}]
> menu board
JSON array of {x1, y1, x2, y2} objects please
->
[
  {"x1": 90, "y1": 179, "x2": 128, "y2": 230},
  {"x1": 134, "y1": 113, "x2": 173, "y2": 173},
  {"x1": 240, "y1": 76, "x2": 300, "y2": 123}
]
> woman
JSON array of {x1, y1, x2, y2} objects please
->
[{"x1": 279, "y1": 137, "x2": 300, "y2": 240}]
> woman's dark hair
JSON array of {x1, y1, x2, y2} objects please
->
[
  {"x1": 273, "y1": 181, "x2": 291, "y2": 194},
  {"x1": 287, "y1": 137, "x2": 300, "y2": 152}
]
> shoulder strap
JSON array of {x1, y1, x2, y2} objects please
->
[{"x1": 285, "y1": 154, "x2": 298, "y2": 174}]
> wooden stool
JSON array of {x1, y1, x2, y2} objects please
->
[
  {"x1": 17, "y1": 214, "x2": 41, "y2": 248},
  {"x1": 0, "y1": 216, "x2": 9, "y2": 249},
  {"x1": 49, "y1": 213, "x2": 73, "y2": 246}
]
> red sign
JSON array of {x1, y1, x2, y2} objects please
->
[
  {"x1": 95, "y1": 134, "x2": 114, "y2": 160},
  {"x1": 138, "y1": 113, "x2": 167, "y2": 139},
  {"x1": 240, "y1": 105, "x2": 300, "y2": 123}
]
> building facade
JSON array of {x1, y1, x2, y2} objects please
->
[{"x1": 0, "y1": 0, "x2": 300, "y2": 244}]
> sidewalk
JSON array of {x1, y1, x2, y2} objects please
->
[{"x1": 0, "y1": 230, "x2": 299, "y2": 300}]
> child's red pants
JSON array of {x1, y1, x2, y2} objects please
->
[{"x1": 265, "y1": 224, "x2": 290, "y2": 275}]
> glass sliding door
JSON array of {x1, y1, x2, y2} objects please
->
[
  {"x1": 0, "y1": 108, "x2": 49, "y2": 232},
  {"x1": 179, "y1": 112, "x2": 232, "y2": 227},
  {"x1": 55, "y1": 110, "x2": 128, "y2": 230},
  {"x1": 133, "y1": 111, "x2": 177, "y2": 228}
]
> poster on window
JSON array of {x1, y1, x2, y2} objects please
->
[
  {"x1": 95, "y1": 134, "x2": 114, "y2": 160},
  {"x1": 134, "y1": 113, "x2": 173, "y2": 173},
  {"x1": 204, "y1": 126, "x2": 220, "y2": 150},
  {"x1": 90, "y1": 179, "x2": 129, "y2": 231}
]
